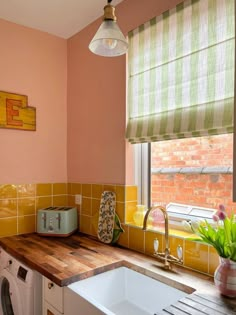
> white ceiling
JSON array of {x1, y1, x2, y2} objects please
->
[{"x1": 0, "y1": 0, "x2": 124, "y2": 39}]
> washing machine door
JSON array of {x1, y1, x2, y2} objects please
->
[{"x1": 0, "y1": 270, "x2": 23, "y2": 315}]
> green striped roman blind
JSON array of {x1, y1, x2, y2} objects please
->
[{"x1": 126, "y1": 0, "x2": 235, "y2": 144}]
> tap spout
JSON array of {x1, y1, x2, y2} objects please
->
[{"x1": 143, "y1": 205, "x2": 170, "y2": 256}]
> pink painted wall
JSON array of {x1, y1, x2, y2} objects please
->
[
  {"x1": 0, "y1": 19, "x2": 67, "y2": 184},
  {"x1": 0, "y1": 0, "x2": 184, "y2": 185},
  {"x1": 67, "y1": 0, "x2": 183, "y2": 185}
]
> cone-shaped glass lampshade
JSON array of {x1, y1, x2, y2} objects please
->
[{"x1": 89, "y1": 20, "x2": 128, "y2": 57}]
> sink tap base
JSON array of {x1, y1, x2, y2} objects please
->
[{"x1": 153, "y1": 251, "x2": 183, "y2": 270}]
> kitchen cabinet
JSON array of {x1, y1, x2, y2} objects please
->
[
  {"x1": 43, "y1": 276, "x2": 101, "y2": 315},
  {"x1": 43, "y1": 276, "x2": 64, "y2": 315},
  {"x1": 44, "y1": 301, "x2": 62, "y2": 315}
]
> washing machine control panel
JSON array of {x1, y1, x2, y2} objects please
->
[{"x1": 17, "y1": 266, "x2": 28, "y2": 281}]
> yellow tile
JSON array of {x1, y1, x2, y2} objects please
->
[
  {"x1": 185, "y1": 240, "x2": 208, "y2": 274},
  {"x1": 209, "y1": 246, "x2": 220, "y2": 276},
  {"x1": 169, "y1": 236, "x2": 184, "y2": 260},
  {"x1": 125, "y1": 186, "x2": 137, "y2": 202},
  {"x1": 0, "y1": 184, "x2": 17, "y2": 199},
  {"x1": 82, "y1": 184, "x2": 92, "y2": 197},
  {"x1": 91, "y1": 184, "x2": 104, "y2": 199},
  {"x1": 17, "y1": 184, "x2": 35, "y2": 198},
  {"x1": 81, "y1": 197, "x2": 92, "y2": 215},
  {"x1": 36, "y1": 184, "x2": 52, "y2": 196},
  {"x1": 92, "y1": 199, "x2": 100, "y2": 216},
  {"x1": 104, "y1": 185, "x2": 116, "y2": 193},
  {"x1": 116, "y1": 185, "x2": 125, "y2": 202},
  {"x1": 145, "y1": 231, "x2": 163, "y2": 256},
  {"x1": 68, "y1": 195, "x2": 76, "y2": 207},
  {"x1": 71, "y1": 183, "x2": 81, "y2": 195},
  {"x1": 117, "y1": 224, "x2": 129, "y2": 248},
  {"x1": 53, "y1": 195, "x2": 68, "y2": 206},
  {"x1": 53, "y1": 183, "x2": 67, "y2": 195},
  {"x1": 36, "y1": 196, "x2": 52, "y2": 210},
  {"x1": 67, "y1": 183, "x2": 72, "y2": 195},
  {"x1": 18, "y1": 215, "x2": 36, "y2": 234},
  {"x1": 0, "y1": 218, "x2": 17, "y2": 237},
  {"x1": 125, "y1": 201, "x2": 137, "y2": 223},
  {"x1": 0, "y1": 199, "x2": 17, "y2": 218},
  {"x1": 129, "y1": 226, "x2": 144, "y2": 253},
  {"x1": 116, "y1": 202, "x2": 125, "y2": 223},
  {"x1": 80, "y1": 215, "x2": 91, "y2": 235},
  {"x1": 18, "y1": 198, "x2": 35, "y2": 216},
  {"x1": 91, "y1": 212, "x2": 99, "y2": 237}
]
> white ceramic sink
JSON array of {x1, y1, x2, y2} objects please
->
[{"x1": 65, "y1": 267, "x2": 192, "y2": 315}]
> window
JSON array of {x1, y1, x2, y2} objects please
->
[
  {"x1": 134, "y1": 134, "x2": 234, "y2": 230},
  {"x1": 127, "y1": 0, "x2": 235, "y2": 229}
]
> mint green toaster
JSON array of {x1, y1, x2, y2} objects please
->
[{"x1": 37, "y1": 206, "x2": 78, "y2": 236}]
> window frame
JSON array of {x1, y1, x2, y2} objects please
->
[
  {"x1": 135, "y1": 138, "x2": 232, "y2": 227},
  {"x1": 134, "y1": 143, "x2": 151, "y2": 208}
]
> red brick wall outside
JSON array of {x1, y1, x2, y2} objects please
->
[
  {"x1": 151, "y1": 134, "x2": 233, "y2": 168},
  {"x1": 151, "y1": 134, "x2": 236, "y2": 214}
]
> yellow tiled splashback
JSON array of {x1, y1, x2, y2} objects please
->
[
  {"x1": 0, "y1": 182, "x2": 219, "y2": 277},
  {"x1": 0, "y1": 183, "x2": 68, "y2": 236}
]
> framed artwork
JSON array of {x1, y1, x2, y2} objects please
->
[{"x1": 0, "y1": 91, "x2": 36, "y2": 131}]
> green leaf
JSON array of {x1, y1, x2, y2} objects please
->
[{"x1": 187, "y1": 218, "x2": 236, "y2": 259}]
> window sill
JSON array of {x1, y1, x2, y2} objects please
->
[{"x1": 126, "y1": 222, "x2": 197, "y2": 239}]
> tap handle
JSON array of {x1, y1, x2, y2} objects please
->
[
  {"x1": 154, "y1": 238, "x2": 159, "y2": 253},
  {"x1": 177, "y1": 245, "x2": 183, "y2": 260}
]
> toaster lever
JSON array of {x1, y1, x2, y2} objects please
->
[{"x1": 57, "y1": 213, "x2": 61, "y2": 230}]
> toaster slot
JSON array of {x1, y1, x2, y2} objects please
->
[
  {"x1": 58, "y1": 207, "x2": 71, "y2": 211},
  {"x1": 42, "y1": 212, "x2": 47, "y2": 229},
  {"x1": 45, "y1": 207, "x2": 57, "y2": 210}
]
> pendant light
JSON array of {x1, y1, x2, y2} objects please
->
[{"x1": 89, "y1": 0, "x2": 128, "y2": 57}]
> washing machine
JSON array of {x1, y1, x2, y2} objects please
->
[{"x1": 0, "y1": 248, "x2": 42, "y2": 315}]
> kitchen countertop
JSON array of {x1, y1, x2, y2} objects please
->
[{"x1": 0, "y1": 232, "x2": 235, "y2": 314}]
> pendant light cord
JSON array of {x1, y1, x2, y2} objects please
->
[{"x1": 108, "y1": 0, "x2": 112, "y2": 3}]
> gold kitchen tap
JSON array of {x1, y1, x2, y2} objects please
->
[{"x1": 142, "y1": 205, "x2": 183, "y2": 270}]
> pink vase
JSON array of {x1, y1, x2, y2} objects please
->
[{"x1": 214, "y1": 257, "x2": 236, "y2": 297}]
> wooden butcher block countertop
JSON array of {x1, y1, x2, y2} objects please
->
[{"x1": 0, "y1": 233, "x2": 235, "y2": 315}]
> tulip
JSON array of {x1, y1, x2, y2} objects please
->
[
  {"x1": 212, "y1": 214, "x2": 219, "y2": 222},
  {"x1": 219, "y1": 204, "x2": 226, "y2": 212},
  {"x1": 216, "y1": 210, "x2": 227, "y2": 221}
]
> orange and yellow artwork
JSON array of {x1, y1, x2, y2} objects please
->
[{"x1": 0, "y1": 91, "x2": 36, "y2": 131}]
